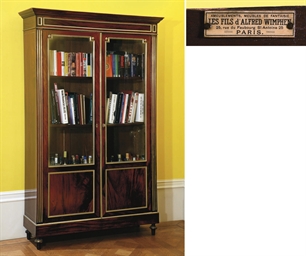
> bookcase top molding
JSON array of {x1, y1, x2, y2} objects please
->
[
  {"x1": 19, "y1": 8, "x2": 164, "y2": 34},
  {"x1": 186, "y1": 5, "x2": 306, "y2": 45},
  {"x1": 19, "y1": 8, "x2": 164, "y2": 24}
]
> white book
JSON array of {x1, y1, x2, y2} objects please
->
[
  {"x1": 56, "y1": 89, "x2": 68, "y2": 124},
  {"x1": 127, "y1": 92, "x2": 135, "y2": 123},
  {"x1": 131, "y1": 92, "x2": 139, "y2": 123},
  {"x1": 68, "y1": 96, "x2": 76, "y2": 125},
  {"x1": 135, "y1": 93, "x2": 144, "y2": 122},
  {"x1": 108, "y1": 94, "x2": 117, "y2": 124},
  {"x1": 49, "y1": 50, "x2": 57, "y2": 76},
  {"x1": 59, "y1": 51, "x2": 65, "y2": 76},
  {"x1": 106, "y1": 97, "x2": 110, "y2": 123}
]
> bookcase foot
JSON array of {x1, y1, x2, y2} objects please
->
[
  {"x1": 25, "y1": 230, "x2": 31, "y2": 240},
  {"x1": 34, "y1": 238, "x2": 43, "y2": 250},
  {"x1": 150, "y1": 223, "x2": 157, "y2": 235}
]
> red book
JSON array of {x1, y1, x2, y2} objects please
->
[
  {"x1": 57, "y1": 51, "x2": 62, "y2": 76},
  {"x1": 106, "y1": 54, "x2": 113, "y2": 77}
]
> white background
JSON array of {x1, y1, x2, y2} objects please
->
[{"x1": 185, "y1": 47, "x2": 306, "y2": 256}]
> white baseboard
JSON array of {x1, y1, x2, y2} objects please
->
[
  {"x1": 0, "y1": 179, "x2": 184, "y2": 241},
  {"x1": 0, "y1": 190, "x2": 26, "y2": 241}
]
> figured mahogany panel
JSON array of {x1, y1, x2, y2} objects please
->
[
  {"x1": 48, "y1": 170, "x2": 94, "y2": 218},
  {"x1": 105, "y1": 168, "x2": 147, "y2": 213}
]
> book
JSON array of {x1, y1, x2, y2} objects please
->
[
  {"x1": 65, "y1": 92, "x2": 70, "y2": 123},
  {"x1": 49, "y1": 50, "x2": 57, "y2": 76},
  {"x1": 130, "y1": 92, "x2": 139, "y2": 122},
  {"x1": 78, "y1": 94, "x2": 84, "y2": 124},
  {"x1": 126, "y1": 92, "x2": 135, "y2": 123},
  {"x1": 88, "y1": 93, "x2": 93, "y2": 124},
  {"x1": 55, "y1": 88, "x2": 69, "y2": 124},
  {"x1": 68, "y1": 94, "x2": 76, "y2": 125},
  {"x1": 135, "y1": 93, "x2": 144, "y2": 122},
  {"x1": 130, "y1": 54, "x2": 137, "y2": 77},
  {"x1": 50, "y1": 88, "x2": 58, "y2": 124},
  {"x1": 106, "y1": 53, "x2": 113, "y2": 77},
  {"x1": 87, "y1": 53, "x2": 92, "y2": 77},
  {"x1": 108, "y1": 93, "x2": 117, "y2": 124},
  {"x1": 124, "y1": 51, "x2": 130, "y2": 77},
  {"x1": 106, "y1": 91, "x2": 112, "y2": 122},
  {"x1": 121, "y1": 90, "x2": 133, "y2": 123},
  {"x1": 106, "y1": 97, "x2": 110, "y2": 123},
  {"x1": 82, "y1": 94, "x2": 86, "y2": 124},
  {"x1": 118, "y1": 93, "x2": 126, "y2": 123},
  {"x1": 57, "y1": 51, "x2": 65, "y2": 76},
  {"x1": 52, "y1": 83, "x2": 60, "y2": 121},
  {"x1": 64, "y1": 52, "x2": 69, "y2": 76},
  {"x1": 76, "y1": 52, "x2": 81, "y2": 77},
  {"x1": 114, "y1": 92, "x2": 124, "y2": 123},
  {"x1": 112, "y1": 53, "x2": 119, "y2": 77},
  {"x1": 70, "y1": 52, "x2": 76, "y2": 76},
  {"x1": 120, "y1": 93, "x2": 129, "y2": 123},
  {"x1": 82, "y1": 53, "x2": 87, "y2": 77},
  {"x1": 119, "y1": 55, "x2": 125, "y2": 77}
]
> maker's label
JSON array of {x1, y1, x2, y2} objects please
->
[{"x1": 204, "y1": 10, "x2": 295, "y2": 38}]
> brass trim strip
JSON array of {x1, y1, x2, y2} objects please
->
[
  {"x1": 150, "y1": 35, "x2": 158, "y2": 212},
  {"x1": 36, "y1": 29, "x2": 44, "y2": 223},
  {"x1": 28, "y1": 211, "x2": 158, "y2": 226},
  {"x1": 101, "y1": 211, "x2": 158, "y2": 219},
  {"x1": 47, "y1": 170, "x2": 95, "y2": 218},
  {"x1": 43, "y1": 17, "x2": 154, "y2": 34},
  {"x1": 100, "y1": 32, "x2": 103, "y2": 219}
]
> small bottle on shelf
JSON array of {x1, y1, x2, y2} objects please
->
[
  {"x1": 125, "y1": 153, "x2": 130, "y2": 161},
  {"x1": 63, "y1": 151, "x2": 67, "y2": 165},
  {"x1": 54, "y1": 153, "x2": 58, "y2": 165}
]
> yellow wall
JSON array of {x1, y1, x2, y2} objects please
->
[{"x1": 0, "y1": 0, "x2": 184, "y2": 192}]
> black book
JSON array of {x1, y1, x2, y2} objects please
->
[{"x1": 114, "y1": 92, "x2": 124, "y2": 123}]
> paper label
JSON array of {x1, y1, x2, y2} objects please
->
[{"x1": 204, "y1": 10, "x2": 295, "y2": 38}]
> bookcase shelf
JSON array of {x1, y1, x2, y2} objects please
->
[
  {"x1": 107, "y1": 122, "x2": 144, "y2": 127},
  {"x1": 50, "y1": 124, "x2": 93, "y2": 128},
  {"x1": 19, "y1": 8, "x2": 162, "y2": 250}
]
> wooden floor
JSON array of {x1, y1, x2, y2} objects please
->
[{"x1": 0, "y1": 221, "x2": 184, "y2": 256}]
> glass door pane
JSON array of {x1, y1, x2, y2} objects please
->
[
  {"x1": 105, "y1": 37, "x2": 147, "y2": 163},
  {"x1": 48, "y1": 34, "x2": 95, "y2": 167}
]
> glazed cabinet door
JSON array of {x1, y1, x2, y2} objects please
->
[
  {"x1": 43, "y1": 30, "x2": 101, "y2": 222},
  {"x1": 101, "y1": 34, "x2": 154, "y2": 217}
]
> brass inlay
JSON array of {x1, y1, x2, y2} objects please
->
[
  {"x1": 42, "y1": 17, "x2": 155, "y2": 34},
  {"x1": 152, "y1": 25, "x2": 157, "y2": 33},
  {"x1": 37, "y1": 17, "x2": 43, "y2": 26},
  {"x1": 150, "y1": 36, "x2": 158, "y2": 212},
  {"x1": 37, "y1": 30, "x2": 44, "y2": 223},
  {"x1": 26, "y1": 212, "x2": 158, "y2": 226}
]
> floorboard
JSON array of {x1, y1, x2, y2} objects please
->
[{"x1": 0, "y1": 221, "x2": 184, "y2": 256}]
